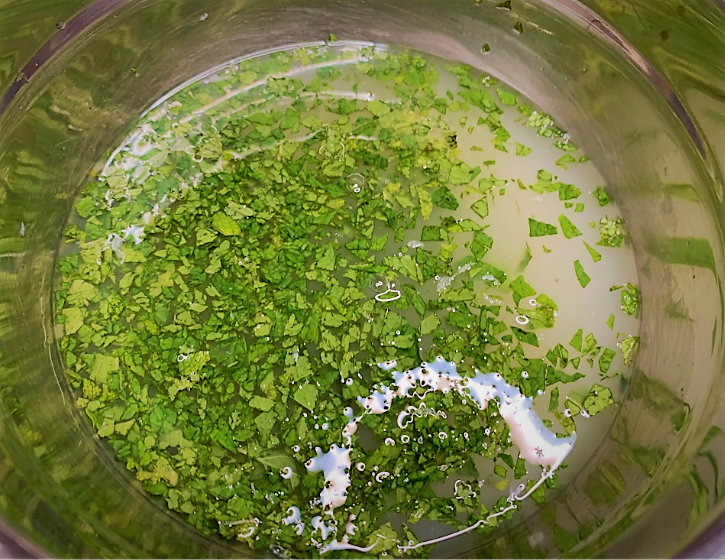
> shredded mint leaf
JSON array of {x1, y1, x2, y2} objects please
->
[
  {"x1": 497, "y1": 89, "x2": 517, "y2": 106},
  {"x1": 431, "y1": 186, "x2": 459, "y2": 210},
  {"x1": 574, "y1": 260, "x2": 591, "y2": 287},
  {"x1": 555, "y1": 154, "x2": 577, "y2": 169},
  {"x1": 621, "y1": 283, "x2": 641, "y2": 316},
  {"x1": 598, "y1": 348, "x2": 616, "y2": 374},
  {"x1": 515, "y1": 142, "x2": 532, "y2": 157},
  {"x1": 606, "y1": 314, "x2": 615, "y2": 330},
  {"x1": 528, "y1": 218, "x2": 557, "y2": 237},
  {"x1": 471, "y1": 197, "x2": 489, "y2": 220},
  {"x1": 584, "y1": 241, "x2": 602, "y2": 262},
  {"x1": 583, "y1": 384, "x2": 614, "y2": 415},
  {"x1": 558, "y1": 183, "x2": 581, "y2": 201},
  {"x1": 621, "y1": 336, "x2": 639, "y2": 365},
  {"x1": 512, "y1": 327, "x2": 539, "y2": 347},
  {"x1": 510, "y1": 275, "x2": 536, "y2": 306},
  {"x1": 569, "y1": 329, "x2": 583, "y2": 351},
  {"x1": 293, "y1": 384, "x2": 319, "y2": 411},
  {"x1": 593, "y1": 186, "x2": 612, "y2": 206},
  {"x1": 598, "y1": 217, "x2": 624, "y2": 247},
  {"x1": 558, "y1": 215, "x2": 582, "y2": 239}
]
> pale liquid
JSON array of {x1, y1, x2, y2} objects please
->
[{"x1": 63, "y1": 42, "x2": 641, "y2": 555}]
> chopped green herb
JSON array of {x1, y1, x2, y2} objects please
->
[
  {"x1": 558, "y1": 215, "x2": 582, "y2": 239},
  {"x1": 621, "y1": 336, "x2": 639, "y2": 364},
  {"x1": 621, "y1": 283, "x2": 641, "y2": 316},
  {"x1": 558, "y1": 183, "x2": 582, "y2": 201},
  {"x1": 574, "y1": 260, "x2": 591, "y2": 288},
  {"x1": 584, "y1": 241, "x2": 602, "y2": 262},
  {"x1": 528, "y1": 218, "x2": 557, "y2": 237},
  {"x1": 516, "y1": 142, "x2": 532, "y2": 156},
  {"x1": 593, "y1": 186, "x2": 612, "y2": 206},
  {"x1": 569, "y1": 329, "x2": 583, "y2": 351}
]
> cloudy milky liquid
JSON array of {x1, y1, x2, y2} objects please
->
[{"x1": 56, "y1": 42, "x2": 641, "y2": 557}]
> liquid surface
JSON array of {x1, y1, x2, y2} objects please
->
[{"x1": 54, "y1": 42, "x2": 641, "y2": 557}]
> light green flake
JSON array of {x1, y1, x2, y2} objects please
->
[
  {"x1": 574, "y1": 260, "x2": 590, "y2": 288},
  {"x1": 420, "y1": 314, "x2": 441, "y2": 335},
  {"x1": 621, "y1": 336, "x2": 639, "y2": 365},
  {"x1": 515, "y1": 142, "x2": 532, "y2": 157},
  {"x1": 528, "y1": 218, "x2": 557, "y2": 237},
  {"x1": 593, "y1": 186, "x2": 612, "y2": 206},
  {"x1": 211, "y1": 212, "x2": 241, "y2": 236},
  {"x1": 293, "y1": 384, "x2": 319, "y2": 411},
  {"x1": 558, "y1": 215, "x2": 582, "y2": 239},
  {"x1": 584, "y1": 241, "x2": 602, "y2": 262}
]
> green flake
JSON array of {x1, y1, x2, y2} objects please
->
[
  {"x1": 574, "y1": 260, "x2": 590, "y2": 288},
  {"x1": 598, "y1": 348, "x2": 616, "y2": 374},
  {"x1": 582, "y1": 332, "x2": 597, "y2": 355},
  {"x1": 574, "y1": 203, "x2": 584, "y2": 213},
  {"x1": 497, "y1": 89, "x2": 517, "y2": 106},
  {"x1": 621, "y1": 336, "x2": 639, "y2": 365},
  {"x1": 606, "y1": 314, "x2": 615, "y2": 330},
  {"x1": 558, "y1": 183, "x2": 581, "y2": 201},
  {"x1": 249, "y1": 396, "x2": 275, "y2": 411},
  {"x1": 582, "y1": 384, "x2": 615, "y2": 415},
  {"x1": 558, "y1": 215, "x2": 582, "y2": 239},
  {"x1": 528, "y1": 218, "x2": 557, "y2": 237},
  {"x1": 569, "y1": 329, "x2": 583, "y2": 352},
  {"x1": 584, "y1": 241, "x2": 602, "y2": 263},
  {"x1": 367, "y1": 99, "x2": 391, "y2": 117},
  {"x1": 512, "y1": 327, "x2": 539, "y2": 347},
  {"x1": 293, "y1": 384, "x2": 319, "y2": 411},
  {"x1": 420, "y1": 314, "x2": 441, "y2": 335},
  {"x1": 510, "y1": 275, "x2": 536, "y2": 306},
  {"x1": 598, "y1": 217, "x2": 624, "y2": 247},
  {"x1": 211, "y1": 212, "x2": 241, "y2": 236},
  {"x1": 431, "y1": 186, "x2": 459, "y2": 211},
  {"x1": 621, "y1": 283, "x2": 641, "y2": 316},
  {"x1": 515, "y1": 142, "x2": 532, "y2": 156},
  {"x1": 555, "y1": 154, "x2": 577, "y2": 169},
  {"x1": 471, "y1": 197, "x2": 489, "y2": 220},
  {"x1": 593, "y1": 186, "x2": 612, "y2": 206}
]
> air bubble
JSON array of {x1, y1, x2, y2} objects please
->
[
  {"x1": 370, "y1": 275, "x2": 388, "y2": 293},
  {"x1": 346, "y1": 173, "x2": 366, "y2": 192}
]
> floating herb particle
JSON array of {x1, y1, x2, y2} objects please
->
[
  {"x1": 593, "y1": 186, "x2": 612, "y2": 206},
  {"x1": 569, "y1": 329, "x2": 583, "y2": 351},
  {"x1": 598, "y1": 217, "x2": 624, "y2": 247},
  {"x1": 558, "y1": 183, "x2": 582, "y2": 201},
  {"x1": 497, "y1": 89, "x2": 517, "y2": 106},
  {"x1": 482, "y1": 43, "x2": 491, "y2": 53},
  {"x1": 471, "y1": 197, "x2": 489, "y2": 219},
  {"x1": 510, "y1": 275, "x2": 536, "y2": 306},
  {"x1": 606, "y1": 314, "x2": 615, "y2": 330},
  {"x1": 512, "y1": 327, "x2": 539, "y2": 347},
  {"x1": 514, "y1": 21, "x2": 524, "y2": 33},
  {"x1": 556, "y1": 154, "x2": 577, "y2": 169},
  {"x1": 574, "y1": 203, "x2": 584, "y2": 212},
  {"x1": 558, "y1": 215, "x2": 582, "y2": 239},
  {"x1": 431, "y1": 186, "x2": 459, "y2": 210},
  {"x1": 542, "y1": 245, "x2": 552, "y2": 254},
  {"x1": 621, "y1": 336, "x2": 639, "y2": 364},
  {"x1": 574, "y1": 260, "x2": 590, "y2": 287},
  {"x1": 528, "y1": 218, "x2": 557, "y2": 237},
  {"x1": 582, "y1": 384, "x2": 614, "y2": 415},
  {"x1": 621, "y1": 283, "x2": 641, "y2": 316},
  {"x1": 582, "y1": 332, "x2": 598, "y2": 355},
  {"x1": 515, "y1": 142, "x2": 532, "y2": 157},
  {"x1": 584, "y1": 241, "x2": 602, "y2": 262},
  {"x1": 598, "y1": 348, "x2": 616, "y2": 374}
]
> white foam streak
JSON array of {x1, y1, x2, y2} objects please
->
[{"x1": 309, "y1": 357, "x2": 576, "y2": 554}]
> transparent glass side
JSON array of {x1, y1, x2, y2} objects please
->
[{"x1": 0, "y1": 0, "x2": 722, "y2": 557}]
